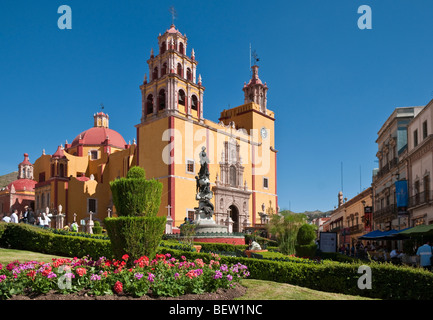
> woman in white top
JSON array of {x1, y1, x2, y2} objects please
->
[{"x1": 38, "y1": 212, "x2": 51, "y2": 228}]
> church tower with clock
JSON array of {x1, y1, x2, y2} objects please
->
[{"x1": 135, "y1": 25, "x2": 277, "y2": 232}]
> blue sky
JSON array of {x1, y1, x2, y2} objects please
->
[{"x1": 1, "y1": 0, "x2": 433, "y2": 213}]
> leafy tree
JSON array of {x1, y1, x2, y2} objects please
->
[{"x1": 267, "y1": 211, "x2": 306, "y2": 255}]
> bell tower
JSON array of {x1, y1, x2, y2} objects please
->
[
  {"x1": 140, "y1": 24, "x2": 205, "y2": 122},
  {"x1": 242, "y1": 65, "x2": 268, "y2": 113}
]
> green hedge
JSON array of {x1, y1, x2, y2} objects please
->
[
  {"x1": 2, "y1": 222, "x2": 433, "y2": 300},
  {"x1": 0, "y1": 223, "x2": 112, "y2": 259},
  {"x1": 156, "y1": 247, "x2": 433, "y2": 300},
  {"x1": 105, "y1": 216, "x2": 166, "y2": 261}
]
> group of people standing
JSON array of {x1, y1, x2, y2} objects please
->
[
  {"x1": 1, "y1": 206, "x2": 51, "y2": 228},
  {"x1": 339, "y1": 241, "x2": 370, "y2": 259}
]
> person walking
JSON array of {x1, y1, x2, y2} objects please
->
[
  {"x1": 38, "y1": 211, "x2": 51, "y2": 229},
  {"x1": 1, "y1": 213, "x2": 11, "y2": 223},
  {"x1": 27, "y1": 208, "x2": 36, "y2": 225},
  {"x1": 10, "y1": 210, "x2": 19, "y2": 223},
  {"x1": 416, "y1": 241, "x2": 433, "y2": 270}
]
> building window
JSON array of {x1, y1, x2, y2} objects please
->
[
  {"x1": 152, "y1": 67, "x2": 158, "y2": 81},
  {"x1": 230, "y1": 166, "x2": 237, "y2": 187},
  {"x1": 90, "y1": 150, "x2": 98, "y2": 160},
  {"x1": 414, "y1": 129, "x2": 419, "y2": 147},
  {"x1": 177, "y1": 63, "x2": 183, "y2": 77},
  {"x1": 178, "y1": 90, "x2": 186, "y2": 106},
  {"x1": 187, "y1": 210, "x2": 195, "y2": 221},
  {"x1": 158, "y1": 89, "x2": 166, "y2": 110},
  {"x1": 186, "y1": 160, "x2": 195, "y2": 174},
  {"x1": 88, "y1": 198, "x2": 97, "y2": 214},
  {"x1": 146, "y1": 94, "x2": 154, "y2": 115},
  {"x1": 191, "y1": 95, "x2": 198, "y2": 111},
  {"x1": 263, "y1": 177, "x2": 269, "y2": 189},
  {"x1": 161, "y1": 63, "x2": 167, "y2": 76},
  {"x1": 186, "y1": 68, "x2": 192, "y2": 81},
  {"x1": 423, "y1": 121, "x2": 428, "y2": 139},
  {"x1": 160, "y1": 41, "x2": 166, "y2": 54}
]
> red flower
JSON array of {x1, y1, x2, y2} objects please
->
[
  {"x1": 42, "y1": 267, "x2": 52, "y2": 277},
  {"x1": 75, "y1": 267, "x2": 87, "y2": 277},
  {"x1": 156, "y1": 254, "x2": 166, "y2": 260},
  {"x1": 122, "y1": 254, "x2": 129, "y2": 260},
  {"x1": 134, "y1": 256, "x2": 150, "y2": 268},
  {"x1": 114, "y1": 281, "x2": 123, "y2": 294},
  {"x1": 27, "y1": 270, "x2": 36, "y2": 281}
]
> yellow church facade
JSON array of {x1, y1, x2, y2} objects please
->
[
  {"x1": 136, "y1": 25, "x2": 278, "y2": 231},
  {"x1": 32, "y1": 24, "x2": 278, "y2": 232}
]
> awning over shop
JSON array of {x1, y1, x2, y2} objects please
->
[
  {"x1": 398, "y1": 224, "x2": 433, "y2": 236},
  {"x1": 358, "y1": 228, "x2": 411, "y2": 240},
  {"x1": 358, "y1": 230, "x2": 386, "y2": 240}
]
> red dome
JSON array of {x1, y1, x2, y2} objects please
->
[
  {"x1": 8, "y1": 179, "x2": 36, "y2": 192},
  {"x1": 70, "y1": 127, "x2": 127, "y2": 149}
]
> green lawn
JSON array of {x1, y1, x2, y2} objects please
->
[
  {"x1": 0, "y1": 248, "x2": 375, "y2": 300},
  {"x1": 237, "y1": 279, "x2": 375, "y2": 300},
  {"x1": 0, "y1": 248, "x2": 68, "y2": 265}
]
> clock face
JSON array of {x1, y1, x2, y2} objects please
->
[{"x1": 260, "y1": 127, "x2": 268, "y2": 139}]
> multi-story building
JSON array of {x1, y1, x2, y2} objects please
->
[
  {"x1": 372, "y1": 106, "x2": 424, "y2": 232},
  {"x1": 407, "y1": 99, "x2": 433, "y2": 226},
  {"x1": 325, "y1": 188, "x2": 372, "y2": 248}
]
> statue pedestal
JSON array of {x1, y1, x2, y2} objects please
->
[{"x1": 194, "y1": 210, "x2": 228, "y2": 234}]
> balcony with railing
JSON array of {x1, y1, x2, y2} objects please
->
[
  {"x1": 409, "y1": 191, "x2": 433, "y2": 208},
  {"x1": 349, "y1": 224, "x2": 364, "y2": 234},
  {"x1": 373, "y1": 203, "x2": 397, "y2": 221},
  {"x1": 373, "y1": 158, "x2": 398, "y2": 182}
]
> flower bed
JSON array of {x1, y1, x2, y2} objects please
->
[{"x1": 0, "y1": 253, "x2": 249, "y2": 300}]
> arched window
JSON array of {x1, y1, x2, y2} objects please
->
[
  {"x1": 152, "y1": 67, "x2": 158, "y2": 81},
  {"x1": 177, "y1": 63, "x2": 183, "y2": 77},
  {"x1": 186, "y1": 68, "x2": 192, "y2": 81},
  {"x1": 160, "y1": 41, "x2": 166, "y2": 54},
  {"x1": 179, "y1": 42, "x2": 184, "y2": 54},
  {"x1": 146, "y1": 94, "x2": 154, "y2": 115},
  {"x1": 178, "y1": 90, "x2": 186, "y2": 106},
  {"x1": 191, "y1": 95, "x2": 198, "y2": 111},
  {"x1": 158, "y1": 89, "x2": 166, "y2": 110},
  {"x1": 161, "y1": 63, "x2": 167, "y2": 76}
]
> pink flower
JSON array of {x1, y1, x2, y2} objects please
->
[{"x1": 147, "y1": 273, "x2": 155, "y2": 282}]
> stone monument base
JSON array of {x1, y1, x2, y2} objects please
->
[
  {"x1": 192, "y1": 210, "x2": 245, "y2": 245},
  {"x1": 194, "y1": 210, "x2": 228, "y2": 234}
]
